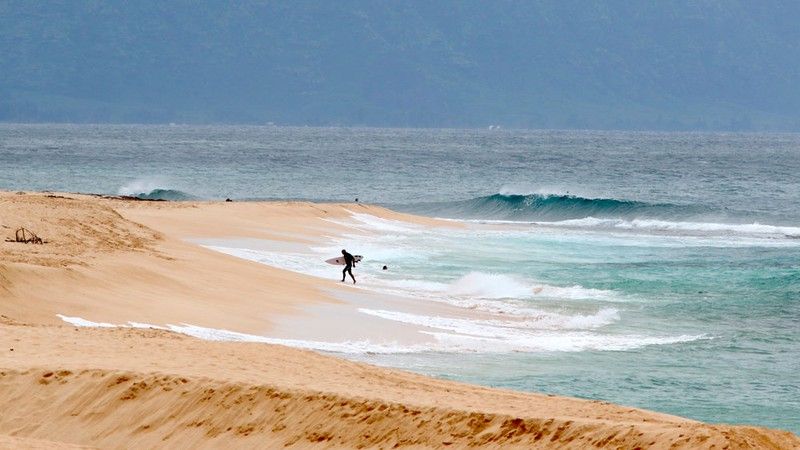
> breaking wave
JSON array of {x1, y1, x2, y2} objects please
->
[
  {"x1": 404, "y1": 193, "x2": 697, "y2": 221},
  {"x1": 400, "y1": 193, "x2": 799, "y2": 239},
  {"x1": 118, "y1": 179, "x2": 196, "y2": 201},
  {"x1": 539, "y1": 217, "x2": 800, "y2": 238},
  {"x1": 128, "y1": 188, "x2": 196, "y2": 201}
]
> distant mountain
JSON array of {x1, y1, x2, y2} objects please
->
[{"x1": 2, "y1": 1, "x2": 800, "y2": 130}]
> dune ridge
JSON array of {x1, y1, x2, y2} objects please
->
[
  {"x1": 1, "y1": 367, "x2": 789, "y2": 450},
  {"x1": 2, "y1": 323, "x2": 797, "y2": 450}
]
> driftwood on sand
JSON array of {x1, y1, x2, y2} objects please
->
[{"x1": 5, "y1": 227, "x2": 45, "y2": 244}]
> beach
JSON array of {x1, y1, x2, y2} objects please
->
[{"x1": 0, "y1": 191, "x2": 797, "y2": 449}]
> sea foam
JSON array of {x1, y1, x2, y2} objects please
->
[
  {"x1": 117, "y1": 177, "x2": 196, "y2": 200},
  {"x1": 444, "y1": 272, "x2": 612, "y2": 300},
  {"x1": 549, "y1": 217, "x2": 800, "y2": 237},
  {"x1": 56, "y1": 314, "x2": 703, "y2": 354}
]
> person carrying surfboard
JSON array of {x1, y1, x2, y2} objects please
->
[{"x1": 341, "y1": 249, "x2": 356, "y2": 283}]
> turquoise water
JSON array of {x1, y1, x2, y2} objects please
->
[
  {"x1": 1, "y1": 124, "x2": 798, "y2": 432},
  {"x1": 334, "y1": 221, "x2": 799, "y2": 433}
]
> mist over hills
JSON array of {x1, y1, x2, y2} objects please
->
[{"x1": 2, "y1": 1, "x2": 800, "y2": 130}]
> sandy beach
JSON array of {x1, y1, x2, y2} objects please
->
[{"x1": 0, "y1": 191, "x2": 797, "y2": 449}]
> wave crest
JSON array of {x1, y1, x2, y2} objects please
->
[
  {"x1": 407, "y1": 193, "x2": 689, "y2": 221},
  {"x1": 129, "y1": 188, "x2": 196, "y2": 201},
  {"x1": 118, "y1": 179, "x2": 196, "y2": 201}
]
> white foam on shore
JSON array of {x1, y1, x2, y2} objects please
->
[
  {"x1": 203, "y1": 245, "x2": 334, "y2": 279},
  {"x1": 57, "y1": 314, "x2": 117, "y2": 328},
  {"x1": 58, "y1": 315, "x2": 166, "y2": 330},
  {"x1": 553, "y1": 217, "x2": 800, "y2": 237},
  {"x1": 327, "y1": 212, "x2": 425, "y2": 233},
  {"x1": 357, "y1": 308, "x2": 619, "y2": 333},
  {"x1": 162, "y1": 323, "x2": 436, "y2": 354},
  {"x1": 56, "y1": 314, "x2": 705, "y2": 354},
  {"x1": 424, "y1": 330, "x2": 705, "y2": 353},
  {"x1": 55, "y1": 314, "x2": 434, "y2": 354},
  {"x1": 354, "y1": 307, "x2": 702, "y2": 352},
  {"x1": 453, "y1": 217, "x2": 800, "y2": 243}
]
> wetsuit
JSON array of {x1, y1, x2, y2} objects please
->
[{"x1": 342, "y1": 251, "x2": 356, "y2": 283}]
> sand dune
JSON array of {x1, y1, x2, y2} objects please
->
[
  {"x1": 0, "y1": 192, "x2": 797, "y2": 448},
  {"x1": 2, "y1": 323, "x2": 797, "y2": 449}
]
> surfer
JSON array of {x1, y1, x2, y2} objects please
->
[{"x1": 341, "y1": 249, "x2": 356, "y2": 283}]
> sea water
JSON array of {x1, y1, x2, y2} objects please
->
[{"x1": 1, "y1": 124, "x2": 798, "y2": 432}]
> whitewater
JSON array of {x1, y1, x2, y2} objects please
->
[{"x1": 2, "y1": 124, "x2": 799, "y2": 433}]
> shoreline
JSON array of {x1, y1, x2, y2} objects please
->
[{"x1": 0, "y1": 191, "x2": 797, "y2": 448}]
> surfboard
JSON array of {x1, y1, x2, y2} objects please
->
[{"x1": 325, "y1": 255, "x2": 363, "y2": 265}]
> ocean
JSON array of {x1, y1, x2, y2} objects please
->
[{"x1": 1, "y1": 123, "x2": 798, "y2": 433}]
